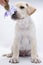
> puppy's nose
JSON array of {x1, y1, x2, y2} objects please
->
[{"x1": 14, "y1": 11, "x2": 17, "y2": 15}]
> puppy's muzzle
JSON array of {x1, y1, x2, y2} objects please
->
[
  {"x1": 11, "y1": 10, "x2": 24, "y2": 20},
  {"x1": 11, "y1": 11, "x2": 18, "y2": 19}
]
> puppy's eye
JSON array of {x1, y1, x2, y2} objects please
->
[{"x1": 20, "y1": 6, "x2": 25, "y2": 9}]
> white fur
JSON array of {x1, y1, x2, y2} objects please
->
[
  {"x1": 15, "y1": 16, "x2": 35, "y2": 51},
  {"x1": 3, "y1": 2, "x2": 41, "y2": 63}
]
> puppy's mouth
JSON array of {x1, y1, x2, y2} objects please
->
[{"x1": 11, "y1": 11, "x2": 24, "y2": 20}]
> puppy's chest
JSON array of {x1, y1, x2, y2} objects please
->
[
  {"x1": 16, "y1": 19, "x2": 31, "y2": 51},
  {"x1": 17, "y1": 19, "x2": 30, "y2": 30}
]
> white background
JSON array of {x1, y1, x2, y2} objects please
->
[{"x1": 0, "y1": 0, "x2": 43, "y2": 65}]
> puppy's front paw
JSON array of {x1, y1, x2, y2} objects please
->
[
  {"x1": 31, "y1": 57, "x2": 41, "y2": 63},
  {"x1": 9, "y1": 58, "x2": 19, "y2": 63}
]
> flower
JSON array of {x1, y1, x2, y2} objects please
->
[{"x1": 4, "y1": 6, "x2": 17, "y2": 17}]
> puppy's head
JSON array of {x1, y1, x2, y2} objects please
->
[{"x1": 11, "y1": 2, "x2": 36, "y2": 20}]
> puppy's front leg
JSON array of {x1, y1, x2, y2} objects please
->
[
  {"x1": 31, "y1": 37, "x2": 41, "y2": 63},
  {"x1": 9, "y1": 37, "x2": 19, "y2": 63}
]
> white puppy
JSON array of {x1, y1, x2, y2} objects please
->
[{"x1": 3, "y1": 1, "x2": 41, "y2": 63}]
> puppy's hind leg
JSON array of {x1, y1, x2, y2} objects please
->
[{"x1": 3, "y1": 52, "x2": 12, "y2": 58}]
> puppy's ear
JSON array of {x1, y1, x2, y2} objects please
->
[{"x1": 26, "y1": 3, "x2": 36, "y2": 16}]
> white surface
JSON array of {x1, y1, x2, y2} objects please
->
[
  {"x1": 0, "y1": 0, "x2": 43, "y2": 65},
  {"x1": 0, "y1": 56, "x2": 43, "y2": 65}
]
